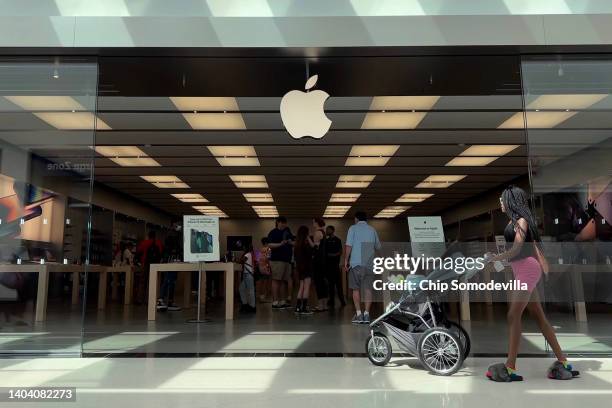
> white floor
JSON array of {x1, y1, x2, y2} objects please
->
[{"x1": 0, "y1": 357, "x2": 609, "y2": 407}]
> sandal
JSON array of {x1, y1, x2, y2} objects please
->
[
  {"x1": 548, "y1": 361, "x2": 579, "y2": 380},
  {"x1": 486, "y1": 363, "x2": 523, "y2": 382}
]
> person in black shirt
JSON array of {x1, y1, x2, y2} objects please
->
[
  {"x1": 325, "y1": 225, "x2": 346, "y2": 308},
  {"x1": 267, "y1": 216, "x2": 294, "y2": 309}
]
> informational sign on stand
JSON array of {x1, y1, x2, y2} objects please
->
[
  {"x1": 407, "y1": 216, "x2": 446, "y2": 258},
  {"x1": 183, "y1": 215, "x2": 220, "y2": 262}
]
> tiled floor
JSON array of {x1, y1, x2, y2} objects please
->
[{"x1": 0, "y1": 357, "x2": 609, "y2": 407}]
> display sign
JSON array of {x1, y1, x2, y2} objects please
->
[
  {"x1": 407, "y1": 216, "x2": 446, "y2": 258},
  {"x1": 183, "y1": 215, "x2": 220, "y2": 262}
]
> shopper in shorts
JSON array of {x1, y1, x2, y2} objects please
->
[
  {"x1": 343, "y1": 211, "x2": 381, "y2": 324},
  {"x1": 267, "y1": 216, "x2": 294, "y2": 309}
]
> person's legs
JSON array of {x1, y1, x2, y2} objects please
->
[
  {"x1": 527, "y1": 291, "x2": 566, "y2": 362},
  {"x1": 166, "y1": 271, "x2": 177, "y2": 304},
  {"x1": 363, "y1": 288, "x2": 372, "y2": 314},
  {"x1": 246, "y1": 273, "x2": 256, "y2": 309},
  {"x1": 159, "y1": 272, "x2": 169, "y2": 301},
  {"x1": 285, "y1": 262, "x2": 293, "y2": 303},
  {"x1": 506, "y1": 292, "x2": 530, "y2": 369}
]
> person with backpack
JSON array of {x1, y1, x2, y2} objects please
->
[{"x1": 239, "y1": 242, "x2": 256, "y2": 313}]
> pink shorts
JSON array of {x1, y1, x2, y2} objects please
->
[{"x1": 510, "y1": 256, "x2": 542, "y2": 292}]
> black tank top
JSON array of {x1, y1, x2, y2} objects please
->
[{"x1": 504, "y1": 221, "x2": 536, "y2": 260}]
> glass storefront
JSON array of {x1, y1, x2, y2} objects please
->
[
  {"x1": 0, "y1": 52, "x2": 609, "y2": 357},
  {"x1": 0, "y1": 57, "x2": 98, "y2": 354}
]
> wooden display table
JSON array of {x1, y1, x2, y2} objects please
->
[
  {"x1": 147, "y1": 262, "x2": 234, "y2": 321},
  {"x1": 0, "y1": 263, "x2": 133, "y2": 322}
]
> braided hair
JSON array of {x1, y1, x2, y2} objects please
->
[{"x1": 501, "y1": 185, "x2": 543, "y2": 253}]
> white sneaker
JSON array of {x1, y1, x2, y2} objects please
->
[
  {"x1": 362, "y1": 311, "x2": 370, "y2": 324},
  {"x1": 156, "y1": 299, "x2": 168, "y2": 311}
]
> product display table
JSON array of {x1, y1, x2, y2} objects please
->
[
  {"x1": 0, "y1": 263, "x2": 133, "y2": 322},
  {"x1": 147, "y1": 262, "x2": 234, "y2": 321}
]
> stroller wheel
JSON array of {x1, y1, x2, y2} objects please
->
[
  {"x1": 445, "y1": 321, "x2": 471, "y2": 360},
  {"x1": 417, "y1": 327, "x2": 464, "y2": 376},
  {"x1": 366, "y1": 334, "x2": 392, "y2": 366}
]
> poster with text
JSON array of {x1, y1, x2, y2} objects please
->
[
  {"x1": 407, "y1": 216, "x2": 446, "y2": 258},
  {"x1": 183, "y1": 215, "x2": 220, "y2": 262}
]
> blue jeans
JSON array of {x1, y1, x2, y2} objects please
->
[{"x1": 160, "y1": 271, "x2": 177, "y2": 302}]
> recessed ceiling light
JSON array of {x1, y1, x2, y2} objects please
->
[
  {"x1": 181, "y1": 112, "x2": 246, "y2": 130},
  {"x1": 445, "y1": 156, "x2": 499, "y2": 166},
  {"x1": 330, "y1": 193, "x2": 361, "y2": 203},
  {"x1": 396, "y1": 193, "x2": 434, "y2": 203},
  {"x1": 207, "y1": 146, "x2": 260, "y2": 166},
  {"x1": 230, "y1": 175, "x2": 268, "y2": 189},
  {"x1": 193, "y1": 205, "x2": 228, "y2": 217},
  {"x1": 345, "y1": 145, "x2": 399, "y2": 167},
  {"x1": 323, "y1": 205, "x2": 351, "y2": 218},
  {"x1": 94, "y1": 146, "x2": 161, "y2": 167},
  {"x1": 170, "y1": 97, "x2": 239, "y2": 112},
  {"x1": 141, "y1": 175, "x2": 190, "y2": 189},
  {"x1": 243, "y1": 193, "x2": 274, "y2": 203},
  {"x1": 361, "y1": 112, "x2": 427, "y2": 129},
  {"x1": 526, "y1": 94, "x2": 607, "y2": 110},
  {"x1": 415, "y1": 175, "x2": 466, "y2": 188},
  {"x1": 4, "y1": 95, "x2": 86, "y2": 111},
  {"x1": 172, "y1": 193, "x2": 209, "y2": 203},
  {"x1": 498, "y1": 111, "x2": 575, "y2": 129},
  {"x1": 369, "y1": 96, "x2": 440, "y2": 111},
  {"x1": 459, "y1": 145, "x2": 520, "y2": 156},
  {"x1": 374, "y1": 206, "x2": 410, "y2": 218},
  {"x1": 207, "y1": 146, "x2": 256, "y2": 157},
  {"x1": 34, "y1": 112, "x2": 111, "y2": 130},
  {"x1": 336, "y1": 175, "x2": 375, "y2": 188},
  {"x1": 252, "y1": 205, "x2": 279, "y2": 218},
  {"x1": 109, "y1": 157, "x2": 161, "y2": 167}
]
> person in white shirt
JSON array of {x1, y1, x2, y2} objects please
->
[
  {"x1": 239, "y1": 243, "x2": 256, "y2": 313},
  {"x1": 343, "y1": 211, "x2": 381, "y2": 324}
]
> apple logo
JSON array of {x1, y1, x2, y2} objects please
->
[{"x1": 280, "y1": 75, "x2": 332, "y2": 139}]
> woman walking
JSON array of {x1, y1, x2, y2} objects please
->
[
  {"x1": 485, "y1": 185, "x2": 578, "y2": 382},
  {"x1": 294, "y1": 225, "x2": 314, "y2": 315}
]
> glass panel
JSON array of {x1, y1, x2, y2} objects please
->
[
  {"x1": 78, "y1": 54, "x2": 528, "y2": 356},
  {"x1": 0, "y1": 57, "x2": 97, "y2": 354},
  {"x1": 522, "y1": 55, "x2": 612, "y2": 354}
]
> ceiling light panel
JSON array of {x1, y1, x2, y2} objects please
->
[
  {"x1": 445, "y1": 156, "x2": 498, "y2": 166},
  {"x1": 345, "y1": 145, "x2": 399, "y2": 167},
  {"x1": 208, "y1": 145, "x2": 260, "y2": 167},
  {"x1": 336, "y1": 175, "x2": 375, "y2": 188},
  {"x1": 369, "y1": 96, "x2": 440, "y2": 111},
  {"x1": 5, "y1": 95, "x2": 86, "y2": 111},
  {"x1": 375, "y1": 206, "x2": 410, "y2": 218},
  {"x1": 181, "y1": 113, "x2": 246, "y2": 130},
  {"x1": 330, "y1": 193, "x2": 361, "y2": 203},
  {"x1": 324, "y1": 205, "x2": 351, "y2": 218},
  {"x1": 253, "y1": 205, "x2": 279, "y2": 218},
  {"x1": 170, "y1": 97, "x2": 239, "y2": 112},
  {"x1": 416, "y1": 175, "x2": 466, "y2": 188},
  {"x1": 141, "y1": 175, "x2": 190, "y2": 189},
  {"x1": 193, "y1": 205, "x2": 228, "y2": 217},
  {"x1": 34, "y1": 112, "x2": 111, "y2": 130},
  {"x1": 396, "y1": 193, "x2": 434, "y2": 203},
  {"x1": 361, "y1": 112, "x2": 427, "y2": 129},
  {"x1": 498, "y1": 111, "x2": 575, "y2": 129},
  {"x1": 526, "y1": 94, "x2": 607, "y2": 110},
  {"x1": 172, "y1": 193, "x2": 209, "y2": 203},
  {"x1": 459, "y1": 145, "x2": 520, "y2": 156},
  {"x1": 243, "y1": 193, "x2": 274, "y2": 203},
  {"x1": 230, "y1": 175, "x2": 268, "y2": 188},
  {"x1": 95, "y1": 146, "x2": 160, "y2": 167}
]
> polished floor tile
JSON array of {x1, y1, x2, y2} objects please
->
[{"x1": 0, "y1": 357, "x2": 609, "y2": 407}]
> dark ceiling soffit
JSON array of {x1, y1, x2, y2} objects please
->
[{"x1": 2, "y1": 45, "x2": 612, "y2": 58}]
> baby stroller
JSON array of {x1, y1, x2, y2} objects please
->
[{"x1": 366, "y1": 251, "x2": 481, "y2": 375}]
